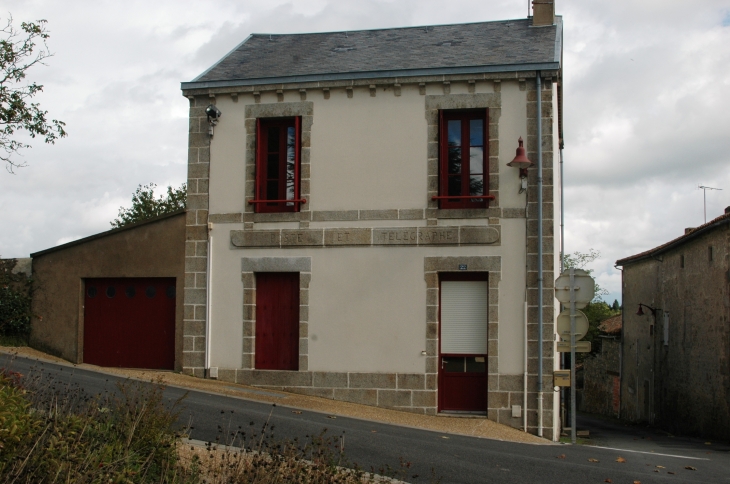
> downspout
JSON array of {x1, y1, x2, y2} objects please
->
[
  {"x1": 536, "y1": 72, "x2": 544, "y2": 437},
  {"x1": 205, "y1": 230, "x2": 213, "y2": 373},
  {"x1": 523, "y1": 300, "x2": 528, "y2": 432}
]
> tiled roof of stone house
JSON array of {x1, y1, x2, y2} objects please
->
[
  {"x1": 598, "y1": 314, "x2": 622, "y2": 335},
  {"x1": 616, "y1": 207, "x2": 730, "y2": 266},
  {"x1": 183, "y1": 17, "x2": 562, "y2": 90}
]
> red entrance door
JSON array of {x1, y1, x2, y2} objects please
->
[
  {"x1": 83, "y1": 277, "x2": 176, "y2": 369},
  {"x1": 255, "y1": 272, "x2": 299, "y2": 370},
  {"x1": 438, "y1": 274, "x2": 488, "y2": 412}
]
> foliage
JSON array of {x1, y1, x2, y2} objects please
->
[
  {"x1": 0, "y1": 16, "x2": 67, "y2": 173},
  {"x1": 0, "y1": 260, "x2": 31, "y2": 340},
  {"x1": 0, "y1": 370, "x2": 433, "y2": 483},
  {"x1": 561, "y1": 250, "x2": 619, "y2": 360},
  {"x1": 0, "y1": 376, "x2": 185, "y2": 482},
  {"x1": 580, "y1": 301, "x2": 620, "y2": 359},
  {"x1": 562, "y1": 248, "x2": 608, "y2": 302},
  {"x1": 111, "y1": 183, "x2": 187, "y2": 228}
]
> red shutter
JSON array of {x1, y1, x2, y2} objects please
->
[
  {"x1": 438, "y1": 109, "x2": 445, "y2": 207},
  {"x1": 254, "y1": 118, "x2": 262, "y2": 202},
  {"x1": 294, "y1": 116, "x2": 301, "y2": 203}
]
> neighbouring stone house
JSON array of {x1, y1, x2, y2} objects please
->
[
  {"x1": 180, "y1": 3, "x2": 564, "y2": 438},
  {"x1": 579, "y1": 314, "x2": 621, "y2": 418},
  {"x1": 616, "y1": 207, "x2": 730, "y2": 440}
]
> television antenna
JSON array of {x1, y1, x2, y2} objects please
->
[{"x1": 698, "y1": 185, "x2": 722, "y2": 223}]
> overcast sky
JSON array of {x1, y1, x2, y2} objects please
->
[{"x1": 2, "y1": 0, "x2": 730, "y2": 304}]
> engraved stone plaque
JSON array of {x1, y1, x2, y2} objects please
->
[
  {"x1": 324, "y1": 228, "x2": 372, "y2": 246},
  {"x1": 459, "y1": 226, "x2": 500, "y2": 245},
  {"x1": 231, "y1": 230, "x2": 280, "y2": 247},
  {"x1": 373, "y1": 228, "x2": 419, "y2": 245},
  {"x1": 417, "y1": 227, "x2": 458, "y2": 245},
  {"x1": 281, "y1": 229, "x2": 324, "y2": 247}
]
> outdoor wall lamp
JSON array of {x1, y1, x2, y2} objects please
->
[
  {"x1": 636, "y1": 303, "x2": 660, "y2": 316},
  {"x1": 206, "y1": 104, "x2": 222, "y2": 137},
  {"x1": 507, "y1": 137, "x2": 533, "y2": 193}
]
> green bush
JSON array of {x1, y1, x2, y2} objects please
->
[
  {"x1": 0, "y1": 375, "x2": 185, "y2": 483},
  {"x1": 0, "y1": 258, "x2": 32, "y2": 340}
]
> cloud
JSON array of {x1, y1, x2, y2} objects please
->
[{"x1": 1, "y1": 0, "x2": 729, "y2": 307}]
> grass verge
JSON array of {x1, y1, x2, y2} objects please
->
[{"x1": 0, "y1": 367, "x2": 432, "y2": 483}]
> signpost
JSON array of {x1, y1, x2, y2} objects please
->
[{"x1": 554, "y1": 268, "x2": 595, "y2": 444}]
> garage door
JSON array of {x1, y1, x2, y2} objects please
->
[{"x1": 83, "y1": 277, "x2": 176, "y2": 369}]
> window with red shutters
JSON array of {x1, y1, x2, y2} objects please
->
[
  {"x1": 436, "y1": 109, "x2": 492, "y2": 209},
  {"x1": 252, "y1": 117, "x2": 303, "y2": 213}
]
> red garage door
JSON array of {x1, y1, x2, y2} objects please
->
[{"x1": 83, "y1": 278, "x2": 176, "y2": 369}]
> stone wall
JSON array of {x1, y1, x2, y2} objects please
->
[
  {"x1": 580, "y1": 337, "x2": 621, "y2": 418},
  {"x1": 621, "y1": 222, "x2": 730, "y2": 439}
]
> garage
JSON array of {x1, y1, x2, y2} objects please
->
[
  {"x1": 84, "y1": 277, "x2": 176, "y2": 369},
  {"x1": 29, "y1": 211, "x2": 185, "y2": 370}
]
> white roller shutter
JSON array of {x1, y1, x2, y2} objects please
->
[{"x1": 440, "y1": 280, "x2": 488, "y2": 354}]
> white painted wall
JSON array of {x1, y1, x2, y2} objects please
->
[
  {"x1": 310, "y1": 85, "x2": 427, "y2": 210},
  {"x1": 205, "y1": 78, "x2": 544, "y2": 377}
]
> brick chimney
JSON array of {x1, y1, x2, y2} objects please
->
[{"x1": 533, "y1": 0, "x2": 555, "y2": 26}]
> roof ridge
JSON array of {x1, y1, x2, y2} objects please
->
[
  {"x1": 248, "y1": 17, "x2": 535, "y2": 37},
  {"x1": 616, "y1": 210, "x2": 730, "y2": 265}
]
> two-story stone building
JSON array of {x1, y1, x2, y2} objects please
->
[
  {"x1": 181, "y1": 3, "x2": 563, "y2": 439},
  {"x1": 616, "y1": 208, "x2": 730, "y2": 440}
]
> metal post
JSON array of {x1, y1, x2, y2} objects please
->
[{"x1": 570, "y1": 268, "x2": 577, "y2": 444}]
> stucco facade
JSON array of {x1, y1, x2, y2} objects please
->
[
  {"x1": 181, "y1": 17, "x2": 563, "y2": 439},
  {"x1": 617, "y1": 209, "x2": 730, "y2": 440},
  {"x1": 29, "y1": 212, "x2": 186, "y2": 368}
]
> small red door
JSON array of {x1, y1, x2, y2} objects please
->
[
  {"x1": 255, "y1": 272, "x2": 299, "y2": 370},
  {"x1": 84, "y1": 277, "x2": 176, "y2": 369},
  {"x1": 438, "y1": 274, "x2": 488, "y2": 413}
]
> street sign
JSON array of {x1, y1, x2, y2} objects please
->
[
  {"x1": 557, "y1": 309, "x2": 589, "y2": 341},
  {"x1": 554, "y1": 268, "x2": 595, "y2": 309},
  {"x1": 556, "y1": 341, "x2": 591, "y2": 353}
]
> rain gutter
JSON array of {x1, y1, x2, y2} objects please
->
[{"x1": 181, "y1": 62, "x2": 561, "y2": 92}]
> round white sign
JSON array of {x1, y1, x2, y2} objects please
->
[{"x1": 556, "y1": 309, "x2": 590, "y2": 341}]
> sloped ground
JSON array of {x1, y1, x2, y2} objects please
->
[{"x1": 0, "y1": 346, "x2": 548, "y2": 445}]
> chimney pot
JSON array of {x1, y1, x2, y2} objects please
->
[{"x1": 532, "y1": 0, "x2": 555, "y2": 26}]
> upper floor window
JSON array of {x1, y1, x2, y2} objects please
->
[
  {"x1": 436, "y1": 109, "x2": 491, "y2": 209},
  {"x1": 252, "y1": 117, "x2": 302, "y2": 213}
]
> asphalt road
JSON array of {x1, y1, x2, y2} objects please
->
[{"x1": 3, "y1": 355, "x2": 729, "y2": 483}]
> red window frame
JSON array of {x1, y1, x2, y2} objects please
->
[
  {"x1": 436, "y1": 109, "x2": 492, "y2": 209},
  {"x1": 251, "y1": 117, "x2": 303, "y2": 213}
]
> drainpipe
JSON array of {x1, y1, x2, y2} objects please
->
[
  {"x1": 205, "y1": 230, "x2": 213, "y2": 372},
  {"x1": 524, "y1": 301, "x2": 529, "y2": 432},
  {"x1": 536, "y1": 72, "x2": 544, "y2": 438},
  {"x1": 559, "y1": 145, "x2": 565, "y2": 432}
]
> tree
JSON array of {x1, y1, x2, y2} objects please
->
[
  {"x1": 562, "y1": 248, "x2": 608, "y2": 301},
  {"x1": 1, "y1": 16, "x2": 67, "y2": 173},
  {"x1": 111, "y1": 183, "x2": 186, "y2": 228},
  {"x1": 561, "y1": 249, "x2": 619, "y2": 359},
  {"x1": 611, "y1": 299, "x2": 620, "y2": 311}
]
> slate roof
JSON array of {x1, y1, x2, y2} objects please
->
[
  {"x1": 183, "y1": 17, "x2": 562, "y2": 90},
  {"x1": 616, "y1": 208, "x2": 730, "y2": 266}
]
